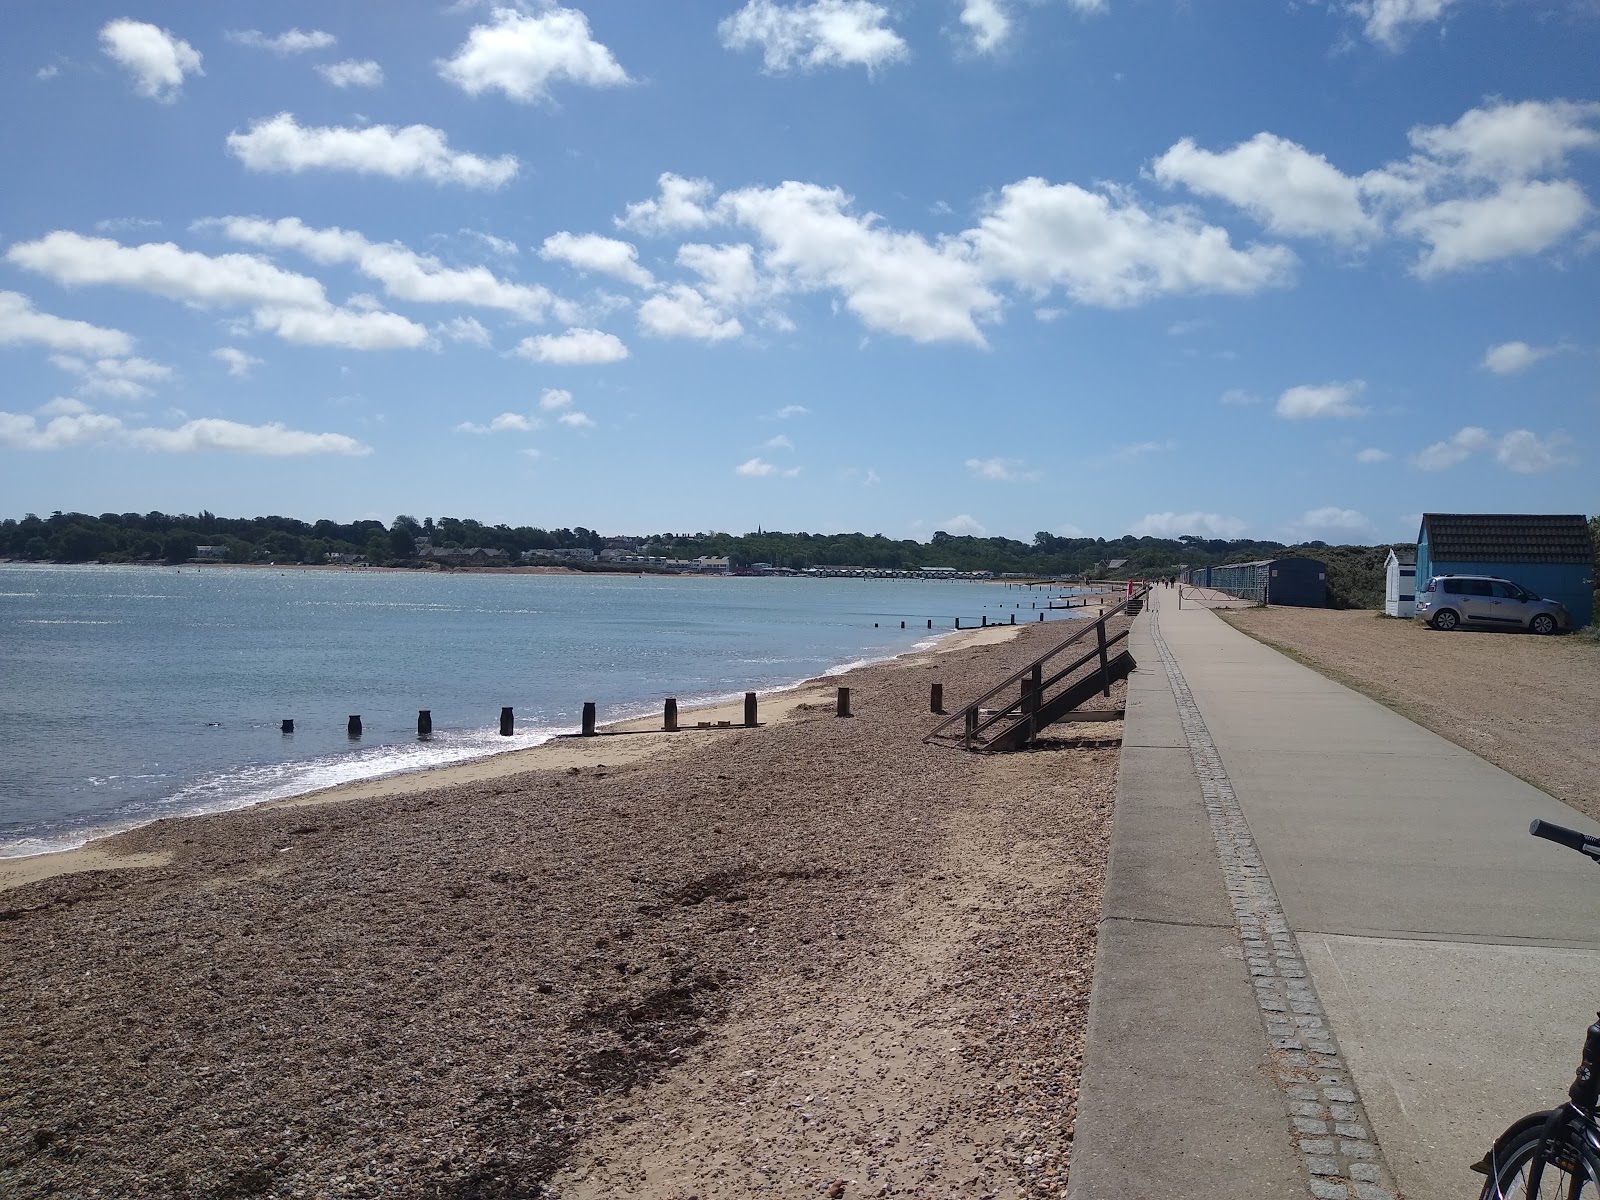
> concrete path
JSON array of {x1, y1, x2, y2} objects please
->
[{"x1": 1070, "y1": 589, "x2": 1600, "y2": 1200}]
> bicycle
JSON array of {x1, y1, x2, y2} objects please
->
[{"x1": 1472, "y1": 819, "x2": 1600, "y2": 1198}]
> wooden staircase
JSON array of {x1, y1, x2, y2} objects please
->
[{"x1": 925, "y1": 585, "x2": 1148, "y2": 752}]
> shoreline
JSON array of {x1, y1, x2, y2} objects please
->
[{"x1": 0, "y1": 619, "x2": 1044, "y2": 892}]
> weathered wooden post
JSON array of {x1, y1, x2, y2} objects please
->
[
  {"x1": 900, "y1": 620, "x2": 905, "y2": 629},
  {"x1": 1038, "y1": 611, "x2": 1044, "y2": 621},
  {"x1": 1097, "y1": 621, "x2": 1111, "y2": 697},
  {"x1": 963, "y1": 705, "x2": 978, "y2": 748},
  {"x1": 930, "y1": 683, "x2": 944, "y2": 713},
  {"x1": 955, "y1": 617, "x2": 960, "y2": 629},
  {"x1": 1010, "y1": 613, "x2": 1015, "y2": 625},
  {"x1": 347, "y1": 715, "x2": 362, "y2": 738},
  {"x1": 280, "y1": 718, "x2": 294, "y2": 734},
  {"x1": 500, "y1": 706, "x2": 514, "y2": 736},
  {"x1": 927, "y1": 619, "x2": 932, "y2": 629},
  {"x1": 581, "y1": 702, "x2": 597, "y2": 737},
  {"x1": 417, "y1": 709, "x2": 432, "y2": 738},
  {"x1": 836, "y1": 687, "x2": 851, "y2": 718},
  {"x1": 743, "y1": 692, "x2": 758, "y2": 727},
  {"x1": 664, "y1": 698, "x2": 678, "y2": 732},
  {"x1": 982, "y1": 615, "x2": 987, "y2": 627}
]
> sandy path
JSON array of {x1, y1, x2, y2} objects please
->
[{"x1": 0, "y1": 617, "x2": 1122, "y2": 1199}]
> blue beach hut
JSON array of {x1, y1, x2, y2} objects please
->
[{"x1": 1415, "y1": 514, "x2": 1595, "y2": 629}]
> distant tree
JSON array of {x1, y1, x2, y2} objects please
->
[{"x1": 162, "y1": 533, "x2": 197, "y2": 564}]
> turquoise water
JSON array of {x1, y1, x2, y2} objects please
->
[{"x1": 0, "y1": 564, "x2": 1080, "y2": 856}]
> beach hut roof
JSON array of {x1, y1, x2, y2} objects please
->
[{"x1": 1419, "y1": 514, "x2": 1592, "y2": 565}]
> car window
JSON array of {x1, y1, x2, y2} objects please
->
[
  {"x1": 1442, "y1": 579, "x2": 1463, "y2": 594},
  {"x1": 1491, "y1": 582, "x2": 1521, "y2": 599},
  {"x1": 1462, "y1": 580, "x2": 1493, "y2": 596}
]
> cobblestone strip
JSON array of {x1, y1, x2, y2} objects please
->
[{"x1": 1149, "y1": 607, "x2": 1400, "y2": 1200}]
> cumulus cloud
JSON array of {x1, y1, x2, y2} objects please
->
[
  {"x1": 773, "y1": 404, "x2": 809, "y2": 419},
  {"x1": 557, "y1": 410, "x2": 594, "y2": 428},
  {"x1": 213, "y1": 346, "x2": 263, "y2": 376},
  {"x1": 638, "y1": 285, "x2": 743, "y2": 341},
  {"x1": 226, "y1": 114, "x2": 519, "y2": 189},
  {"x1": 735, "y1": 456, "x2": 800, "y2": 478},
  {"x1": 617, "y1": 174, "x2": 717, "y2": 236},
  {"x1": 941, "y1": 514, "x2": 987, "y2": 537},
  {"x1": 1410, "y1": 99, "x2": 1600, "y2": 182},
  {"x1": 100, "y1": 19, "x2": 202, "y2": 102},
  {"x1": 438, "y1": 5, "x2": 630, "y2": 101},
  {"x1": 964, "y1": 456, "x2": 1039, "y2": 482},
  {"x1": 0, "y1": 291, "x2": 134, "y2": 356},
  {"x1": 51, "y1": 354, "x2": 173, "y2": 399},
  {"x1": 1275, "y1": 381, "x2": 1368, "y2": 419},
  {"x1": 437, "y1": 316, "x2": 492, "y2": 346},
  {"x1": 226, "y1": 28, "x2": 336, "y2": 54},
  {"x1": 317, "y1": 59, "x2": 384, "y2": 88},
  {"x1": 1398, "y1": 179, "x2": 1593, "y2": 277},
  {"x1": 512, "y1": 328, "x2": 629, "y2": 365},
  {"x1": 538, "y1": 388, "x2": 574, "y2": 410},
  {"x1": 1411, "y1": 425, "x2": 1492, "y2": 470},
  {"x1": 1495, "y1": 429, "x2": 1575, "y2": 474},
  {"x1": 1355, "y1": 447, "x2": 1391, "y2": 463},
  {"x1": 1481, "y1": 340, "x2": 1555, "y2": 375},
  {"x1": 1298, "y1": 506, "x2": 1372, "y2": 534},
  {"x1": 764, "y1": 434, "x2": 793, "y2": 450},
  {"x1": 0, "y1": 404, "x2": 368, "y2": 455},
  {"x1": 8, "y1": 230, "x2": 429, "y2": 351},
  {"x1": 1129, "y1": 511, "x2": 1247, "y2": 538},
  {"x1": 1351, "y1": 0, "x2": 1456, "y2": 50},
  {"x1": 455, "y1": 412, "x2": 539, "y2": 434},
  {"x1": 209, "y1": 216, "x2": 553, "y2": 320},
  {"x1": 464, "y1": 231, "x2": 520, "y2": 257},
  {"x1": 539, "y1": 232, "x2": 654, "y2": 287},
  {"x1": 958, "y1": 0, "x2": 1011, "y2": 53},
  {"x1": 719, "y1": 0, "x2": 908, "y2": 73}
]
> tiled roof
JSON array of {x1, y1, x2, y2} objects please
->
[
  {"x1": 1421, "y1": 513, "x2": 1593, "y2": 565},
  {"x1": 1390, "y1": 547, "x2": 1416, "y2": 565}
]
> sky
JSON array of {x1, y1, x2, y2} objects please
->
[{"x1": 1, "y1": 0, "x2": 1596, "y2": 545}]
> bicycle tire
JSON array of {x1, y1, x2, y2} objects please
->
[{"x1": 1481, "y1": 1120, "x2": 1600, "y2": 1199}]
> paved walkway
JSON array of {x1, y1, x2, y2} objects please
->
[{"x1": 1070, "y1": 589, "x2": 1600, "y2": 1200}]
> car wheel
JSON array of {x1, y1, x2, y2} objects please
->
[
  {"x1": 1530, "y1": 613, "x2": 1557, "y2": 636},
  {"x1": 1431, "y1": 609, "x2": 1461, "y2": 631}
]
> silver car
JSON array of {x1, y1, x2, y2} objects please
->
[{"x1": 1416, "y1": 574, "x2": 1570, "y2": 635}]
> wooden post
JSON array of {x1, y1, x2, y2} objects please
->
[
  {"x1": 900, "y1": 620, "x2": 905, "y2": 629},
  {"x1": 1038, "y1": 611, "x2": 1044, "y2": 622},
  {"x1": 664, "y1": 698, "x2": 678, "y2": 732},
  {"x1": 417, "y1": 709, "x2": 432, "y2": 738},
  {"x1": 1030, "y1": 664, "x2": 1043, "y2": 712},
  {"x1": 280, "y1": 718, "x2": 294, "y2": 734},
  {"x1": 581, "y1": 702, "x2": 596, "y2": 737},
  {"x1": 347, "y1": 715, "x2": 362, "y2": 738},
  {"x1": 743, "y1": 691, "x2": 758, "y2": 727},
  {"x1": 927, "y1": 619, "x2": 932, "y2": 629},
  {"x1": 955, "y1": 617, "x2": 960, "y2": 629},
  {"x1": 836, "y1": 687, "x2": 851, "y2": 718},
  {"x1": 930, "y1": 683, "x2": 944, "y2": 713},
  {"x1": 964, "y1": 705, "x2": 978, "y2": 748},
  {"x1": 1009, "y1": 613, "x2": 1015, "y2": 625},
  {"x1": 500, "y1": 706, "x2": 514, "y2": 737},
  {"x1": 1097, "y1": 622, "x2": 1111, "y2": 697}
]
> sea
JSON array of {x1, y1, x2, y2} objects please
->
[{"x1": 0, "y1": 564, "x2": 1085, "y2": 857}]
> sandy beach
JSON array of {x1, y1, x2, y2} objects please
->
[{"x1": 0, "y1": 614, "x2": 1126, "y2": 1198}]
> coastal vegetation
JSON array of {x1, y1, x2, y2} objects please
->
[{"x1": 0, "y1": 509, "x2": 1423, "y2": 605}]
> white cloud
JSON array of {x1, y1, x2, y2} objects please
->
[
  {"x1": 464, "y1": 230, "x2": 519, "y2": 257},
  {"x1": 226, "y1": 114, "x2": 519, "y2": 189},
  {"x1": 539, "y1": 388, "x2": 573, "y2": 410},
  {"x1": 941, "y1": 514, "x2": 987, "y2": 536},
  {"x1": 967, "y1": 177, "x2": 1296, "y2": 309},
  {"x1": 317, "y1": 60, "x2": 384, "y2": 88},
  {"x1": 1355, "y1": 447, "x2": 1391, "y2": 463},
  {"x1": 455, "y1": 412, "x2": 538, "y2": 434},
  {"x1": 557, "y1": 410, "x2": 595, "y2": 428},
  {"x1": 735, "y1": 456, "x2": 800, "y2": 478},
  {"x1": 438, "y1": 316, "x2": 492, "y2": 346},
  {"x1": 1412, "y1": 425, "x2": 1491, "y2": 470},
  {"x1": 0, "y1": 405, "x2": 368, "y2": 455},
  {"x1": 719, "y1": 0, "x2": 908, "y2": 73},
  {"x1": 618, "y1": 173, "x2": 717, "y2": 236},
  {"x1": 863, "y1": 468, "x2": 881, "y2": 486},
  {"x1": 764, "y1": 434, "x2": 793, "y2": 450},
  {"x1": 36, "y1": 65, "x2": 59, "y2": 81},
  {"x1": 1495, "y1": 429, "x2": 1575, "y2": 474},
  {"x1": 638, "y1": 285, "x2": 743, "y2": 341},
  {"x1": 100, "y1": 19, "x2": 202, "y2": 103},
  {"x1": 512, "y1": 328, "x2": 629, "y2": 365},
  {"x1": 965, "y1": 456, "x2": 1039, "y2": 481},
  {"x1": 0, "y1": 291, "x2": 134, "y2": 356},
  {"x1": 250, "y1": 305, "x2": 429, "y2": 350},
  {"x1": 1481, "y1": 340, "x2": 1555, "y2": 375},
  {"x1": 539, "y1": 232, "x2": 654, "y2": 287},
  {"x1": 1398, "y1": 179, "x2": 1593, "y2": 277},
  {"x1": 1352, "y1": 0, "x2": 1456, "y2": 50},
  {"x1": 38, "y1": 396, "x2": 90, "y2": 417},
  {"x1": 51, "y1": 354, "x2": 173, "y2": 399},
  {"x1": 94, "y1": 217, "x2": 162, "y2": 235},
  {"x1": 1129, "y1": 511, "x2": 1247, "y2": 538},
  {"x1": 677, "y1": 243, "x2": 777, "y2": 307},
  {"x1": 1275, "y1": 380, "x2": 1368, "y2": 419},
  {"x1": 1151, "y1": 133, "x2": 1379, "y2": 241},
  {"x1": 209, "y1": 216, "x2": 552, "y2": 320},
  {"x1": 438, "y1": 5, "x2": 630, "y2": 101},
  {"x1": 774, "y1": 404, "x2": 809, "y2": 419},
  {"x1": 1055, "y1": 521, "x2": 1086, "y2": 537},
  {"x1": 1409, "y1": 100, "x2": 1600, "y2": 182},
  {"x1": 958, "y1": 0, "x2": 1010, "y2": 53},
  {"x1": 1220, "y1": 388, "x2": 1261, "y2": 406},
  {"x1": 214, "y1": 346, "x2": 263, "y2": 376},
  {"x1": 227, "y1": 29, "x2": 336, "y2": 54},
  {"x1": 1298, "y1": 506, "x2": 1372, "y2": 534}
]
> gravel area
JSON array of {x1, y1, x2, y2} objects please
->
[
  {"x1": 0, "y1": 617, "x2": 1125, "y2": 1199},
  {"x1": 1220, "y1": 605, "x2": 1600, "y2": 820}
]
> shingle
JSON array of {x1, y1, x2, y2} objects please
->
[{"x1": 1423, "y1": 514, "x2": 1593, "y2": 564}]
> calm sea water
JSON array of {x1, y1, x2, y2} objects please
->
[{"x1": 0, "y1": 564, "x2": 1081, "y2": 857}]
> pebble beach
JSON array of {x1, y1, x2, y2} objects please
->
[{"x1": 0, "y1": 615, "x2": 1127, "y2": 1199}]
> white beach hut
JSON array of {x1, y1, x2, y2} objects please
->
[{"x1": 1385, "y1": 547, "x2": 1417, "y2": 617}]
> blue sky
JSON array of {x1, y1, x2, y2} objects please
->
[{"x1": 1, "y1": 0, "x2": 1596, "y2": 544}]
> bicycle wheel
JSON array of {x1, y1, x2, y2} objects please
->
[{"x1": 1482, "y1": 1121, "x2": 1600, "y2": 1199}]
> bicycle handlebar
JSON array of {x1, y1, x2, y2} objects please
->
[{"x1": 1529, "y1": 819, "x2": 1600, "y2": 860}]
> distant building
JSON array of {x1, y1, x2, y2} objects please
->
[
  {"x1": 1200, "y1": 558, "x2": 1328, "y2": 607},
  {"x1": 524, "y1": 547, "x2": 596, "y2": 562},
  {"x1": 1416, "y1": 513, "x2": 1594, "y2": 628},
  {"x1": 1385, "y1": 548, "x2": 1417, "y2": 618},
  {"x1": 414, "y1": 539, "x2": 507, "y2": 566},
  {"x1": 693, "y1": 556, "x2": 730, "y2": 572},
  {"x1": 193, "y1": 545, "x2": 227, "y2": 561}
]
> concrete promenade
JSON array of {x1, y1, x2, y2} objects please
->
[{"x1": 1070, "y1": 587, "x2": 1600, "y2": 1200}]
